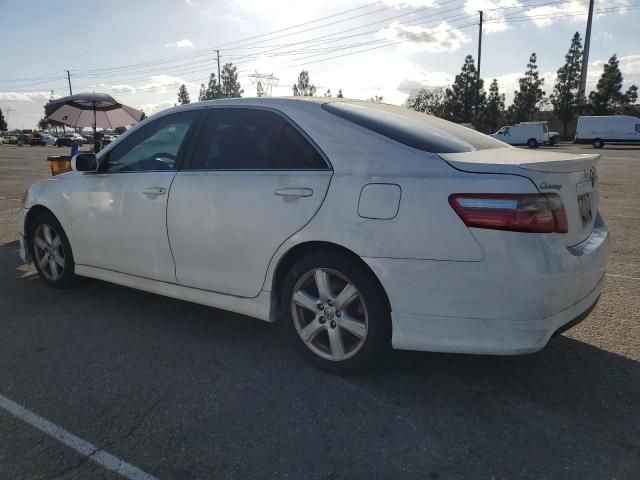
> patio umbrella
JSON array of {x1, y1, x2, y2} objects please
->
[{"x1": 44, "y1": 93, "x2": 144, "y2": 132}]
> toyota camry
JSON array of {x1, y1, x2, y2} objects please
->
[{"x1": 19, "y1": 98, "x2": 609, "y2": 372}]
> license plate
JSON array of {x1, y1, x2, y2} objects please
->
[{"x1": 577, "y1": 192, "x2": 593, "y2": 226}]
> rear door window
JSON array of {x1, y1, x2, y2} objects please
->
[{"x1": 189, "y1": 108, "x2": 327, "y2": 170}]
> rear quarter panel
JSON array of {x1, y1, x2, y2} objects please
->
[{"x1": 263, "y1": 104, "x2": 539, "y2": 289}]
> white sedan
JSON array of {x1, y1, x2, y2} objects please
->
[{"x1": 19, "y1": 98, "x2": 609, "y2": 372}]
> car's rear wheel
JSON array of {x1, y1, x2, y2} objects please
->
[
  {"x1": 29, "y1": 212, "x2": 78, "y2": 289},
  {"x1": 527, "y1": 138, "x2": 539, "y2": 148},
  {"x1": 282, "y1": 251, "x2": 390, "y2": 373},
  {"x1": 593, "y1": 139, "x2": 604, "y2": 149}
]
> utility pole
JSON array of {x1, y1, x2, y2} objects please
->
[
  {"x1": 216, "y1": 50, "x2": 221, "y2": 98},
  {"x1": 475, "y1": 10, "x2": 483, "y2": 117},
  {"x1": 3, "y1": 106, "x2": 16, "y2": 130},
  {"x1": 66, "y1": 70, "x2": 73, "y2": 95},
  {"x1": 578, "y1": 0, "x2": 594, "y2": 106}
]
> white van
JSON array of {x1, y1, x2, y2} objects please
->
[
  {"x1": 491, "y1": 123, "x2": 547, "y2": 148},
  {"x1": 576, "y1": 115, "x2": 640, "y2": 148},
  {"x1": 519, "y1": 121, "x2": 559, "y2": 145}
]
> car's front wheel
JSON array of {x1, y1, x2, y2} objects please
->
[
  {"x1": 282, "y1": 251, "x2": 390, "y2": 373},
  {"x1": 29, "y1": 212, "x2": 78, "y2": 289}
]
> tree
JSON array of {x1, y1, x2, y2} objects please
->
[
  {"x1": 292, "y1": 70, "x2": 316, "y2": 96},
  {"x1": 443, "y1": 55, "x2": 485, "y2": 123},
  {"x1": 369, "y1": 95, "x2": 384, "y2": 103},
  {"x1": 551, "y1": 33, "x2": 583, "y2": 136},
  {"x1": 199, "y1": 73, "x2": 221, "y2": 101},
  {"x1": 220, "y1": 63, "x2": 243, "y2": 98},
  {"x1": 337, "y1": 89, "x2": 343, "y2": 98},
  {"x1": 256, "y1": 81, "x2": 264, "y2": 97},
  {"x1": 404, "y1": 88, "x2": 447, "y2": 118},
  {"x1": 482, "y1": 79, "x2": 506, "y2": 133},
  {"x1": 177, "y1": 84, "x2": 191, "y2": 105},
  {"x1": 114, "y1": 126, "x2": 127, "y2": 134},
  {"x1": 140, "y1": 111, "x2": 147, "y2": 121},
  {"x1": 588, "y1": 54, "x2": 638, "y2": 115},
  {"x1": 38, "y1": 117, "x2": 50, "y2": 131},
  {"x1": 0, "y1": 108, "x2": 7, "y2": 132},
  {"x1": 509, "y1": 53, "x2": 546, "y2": 122},
  {"x1": 324, "y1": 89, "x2": 332, "y2": 97}
]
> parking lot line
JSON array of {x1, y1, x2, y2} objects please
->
[
  {"x1": 0, "y1": 393, "x2": 158, "y2": 480},
  {"x1": 606, "y1": 273, "x2": 640, "y2": 281}
]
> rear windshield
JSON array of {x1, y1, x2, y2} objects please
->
[{"x1": 322, "y1": 102, "x2": 505, "y2": 153}]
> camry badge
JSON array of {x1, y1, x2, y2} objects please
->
[{"x1": 539, "y1": 182, "x2": 562, "y2": 190}]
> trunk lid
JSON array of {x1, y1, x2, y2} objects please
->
[{"x1": 440, "y1": 147, "x2": 600, "y2": 247}]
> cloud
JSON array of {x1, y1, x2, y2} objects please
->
[
  {"x1": 524, "y1": 0, "x2": 630, "y2": 28},
  {"x1": 108, "y1": 85, "x2": 136, "y2": 95},
  {"x1": 397, "y1": 71, "x2": 454, "y2": 92},
  {"x1": 381, "y1": 0, "x2": 437, "y2": 6},
  {"x1": 0, "y1": 91, "x2": 51, "y2": 102},
  {"x1": 463, "y1": 0, "x2": 522, "y2": 33},
  {"x1": 185, "y1": 0, "x2": 194, "y2": 4},
  {"x1": 138, "y1": 101, "x2": 175, "y2": 115},
  {"x1": 492, "y1": 70, "x2": 556, "y2": 105},
  {"x1": 164, "y1": 39, "x2": 194, "y2": 48},
  {"x1": 591, "y1": 54, "x2": 640, "y2": 87},
  {"x1": 377, "y1": 20, "x2": 470, "y2": 53},
  {"x1": 224, "y1": 14, "x2": 244, "y2": 24},
  {"x1": 142, "y1": 75, "x2": 187, "y2": 94}
]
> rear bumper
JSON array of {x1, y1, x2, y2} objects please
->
[
  {"x1": 363, "y1": 213, "x2": 609, "y2": 355},
  {"x1": 388, "y1": 276, "x2": 603, "y2": 355}
]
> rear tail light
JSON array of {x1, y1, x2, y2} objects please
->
[{"x1": 449, "y1": 193, "x2": 568, "y2": 234}]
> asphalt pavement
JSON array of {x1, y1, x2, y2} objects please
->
[{"x1": 0, "y1": 143, "x2": 638, "y2": 479}]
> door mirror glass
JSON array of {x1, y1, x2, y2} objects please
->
[{"x1": 73, "y1": 153, "x2": 97, "y2": 172}]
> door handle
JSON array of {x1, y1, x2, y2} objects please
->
[
  {"x1": 274, "y1": 188, "x2": 313, "y2": 197},
  {"x1": 142, "y1": 187, "x2": 166, "y2": 199}
]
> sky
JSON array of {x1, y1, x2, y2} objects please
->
[{"x1": 1, "y1": 0, "x2": 639, "y2": 129}]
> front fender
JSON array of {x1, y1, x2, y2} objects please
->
[{"x1": 23, "y1": 172, "x2": 76, "y2": 243}]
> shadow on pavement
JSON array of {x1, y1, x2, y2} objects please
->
[{"x1": 1, "y1": 239, "x2": 638, "y2": 478}]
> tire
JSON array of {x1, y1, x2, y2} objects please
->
[
  {"x1": 29, "y1": 212, "x2": 78, "y2": 289},
  {"x1": 527, "y1": 138, "x2": 539, "y2": 149},
  {"x1": 593, "y1": 139, "x2": 604, "y2": 149},
  {"x1": 281, "y1": 251, "x2": 391, "y2": 374}
]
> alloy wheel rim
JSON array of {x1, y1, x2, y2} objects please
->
[
  {"x1": 291, "y1": 268, "x2": 368, "y2": 362},
  {"x1": 33, "y1": 223, "x2": 65, "y2": 281}
]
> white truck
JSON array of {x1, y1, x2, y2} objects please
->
[
  {"x1": 575, "y1": 115, "x2": 640, "y2": 148},
  {"x1": 491, "y1": 122, "x2": 548, "y2": 148}
]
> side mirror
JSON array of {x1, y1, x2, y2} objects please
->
[{"x1": 72, "y1": 153, "x2": 97, "y2": 172}]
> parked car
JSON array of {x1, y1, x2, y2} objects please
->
[
  {"x1": 41, "y1": 134, "x2": 56, "y2": 146},
  {"x1": 491, "y1": 122, "x2": 547, "y2": 148},
  {"x1": 575, "y1": 115, "x2": 640, "y2": 148},
  {"x1": 102, "y1": 134, "x2": 119, "y2": 146},
  {"x1": 3, "y1": 135, "x2": 17, "y2": 144},
  {"x1": 19, "y1": 98, "x2": 609, "y2": 373},
  {"x1": 30, "y1": 135, "x2": 46, "y2": 146},
  {"x1": 55, "y1": 134, "x2": 84, "y2": 147}
]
